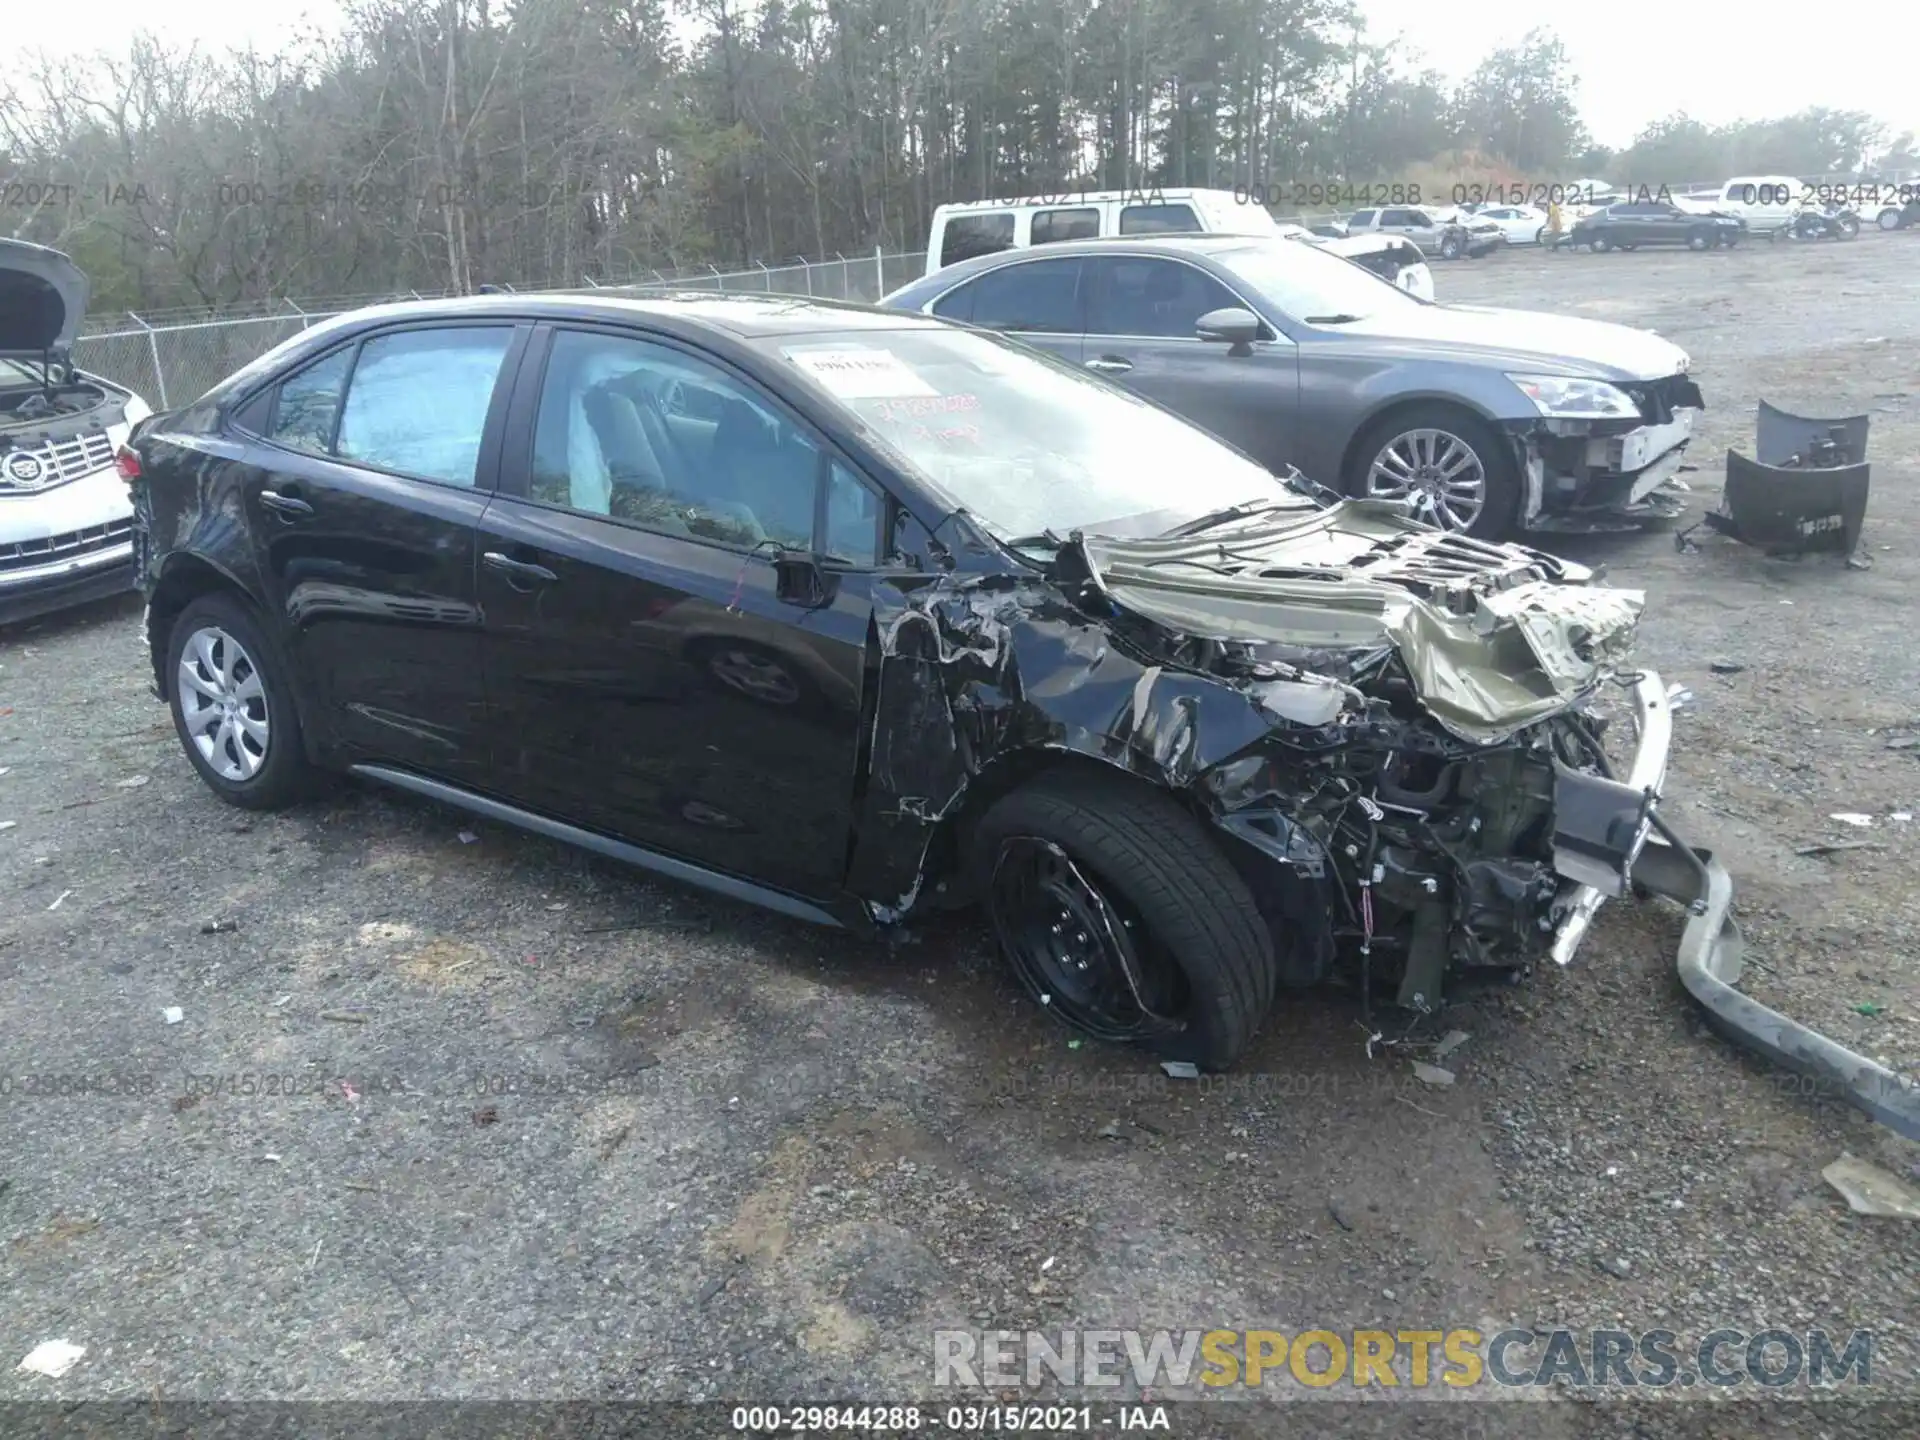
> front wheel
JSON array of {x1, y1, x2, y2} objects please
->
[
  {"x1": 1438, "y1": 233, "x2": 1463, "y2": 260},
  {"x1": 1838, "y1": 216, "x2": 1860, "y2": 239},
  {"x1": 1590, "y1": 233, "x2": 1612, "y2": 253},
  {"x1": 1348, "y1": 403, "x2": 1520, "y2": 539},
  {"x1": 166, "y1": 592, "x2": 316, "y2": 810},
  {"x1": 975, "y1": 772, "x2": 1278, "y2": 1070},
  {"x1": 1878, "y1": 208, "x2": 1902, "y2": 232}
]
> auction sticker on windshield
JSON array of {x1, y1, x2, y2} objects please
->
[{"x1": 785, "y1": 346, "x2": 937, "y2": 398}]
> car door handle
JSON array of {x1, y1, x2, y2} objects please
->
[
  {"x1": 1086, "y1": 357, "x2": 1133, "y2": 374},
  {"x1": 259, "y1": 489, "x2": 313, "y2": 517},
  {"x1": 483, "y1": 551, "x2": 558, "y2": 585}
]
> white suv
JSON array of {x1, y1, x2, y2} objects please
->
[{"x1": 1, "y1": 240, "x2": 152, "y2": 626}]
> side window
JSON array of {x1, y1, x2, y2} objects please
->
[
  {"x1": 1086, "y1": 258, "x2": 1242, "y2": 339},
  {"x1": 1031, "y1": 207, "x2": 1100, "y2": 245},
  {"x1": 529, "y1": 329, "x2": 821, "y2": 552},
  {"x1": 1380, "y1": 208, "x2": 1414, "y2": 226},
  {"x1": 940, "y1": 212, "x2": 1016, "y2": 268},
  {"x1": 938, "y1": 259, "x2": 1084, "y2": 334},
  {"x1": 1348, "y1": 209, "x2": 1377, "y2": 228},
  {"x1": 334, "y1": 327, "x2": 514, "y2": 485},
  {"x1": 822, "y1": 461, "x2": 882, "y2": 566},
  {"x1": 1118, "y1": 203, "x2": 1200, "y2": 234},
  {"x1": 267, "y1": 346, "x2": 353, "y2": 454}
]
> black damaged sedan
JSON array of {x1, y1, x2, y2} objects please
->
[{"x1": 125, "y1": 291, "x2": 1701, "y2": 1071}]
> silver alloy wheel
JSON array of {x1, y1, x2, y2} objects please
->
[
  {"x1": 1365, "y1": 427, "x2": 1487, "y2": 532},
  {"x1": 177, "y1": 626, "x2": 270, "y2": 782},
  {"x1": 709, "y1": 647, "x2": 801, "y2": 705}
]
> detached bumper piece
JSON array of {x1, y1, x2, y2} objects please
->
[
  {"x1": 1543, "y1": 677, "x2": 1920, "y2": 1143},
  {"x1": 1691, "y1": 401, "x2": 1871, "y2": 559}
]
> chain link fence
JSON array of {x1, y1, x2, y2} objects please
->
[{"x1": 72, "y1": 250, "x2": 926, "y2": 408}]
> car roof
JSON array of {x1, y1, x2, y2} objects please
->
[{"x1": 296, "y1": 290, "x2": 950, "y2": 340}]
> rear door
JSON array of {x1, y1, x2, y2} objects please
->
[
  {"x1": 1080, "y1": 255, "x2": 1298, "y2": 473},
  {"x1": 473, "y1": 324, "x2": 882, "y2": 896},
  {"x1": 928, "y1": 256, "x2": 1085, "y2": 365},
  {"x1": 233, "y1": 321, "x2": 526, "y2": 782}
]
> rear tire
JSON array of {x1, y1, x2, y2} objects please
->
[
  {"x1": 974, "y1": 772, "x2": 1278, "y2": 1070},
  {"x1": 1687, "y1": 229, "x2": 1711, "y2": 251},
  {"x1": 166, "y1": 592, "x2": 317, "y2": 810}
]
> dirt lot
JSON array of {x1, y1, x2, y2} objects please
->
[{"x1": 3, "y1": 234, "x2": 1919, "y2": 1437}]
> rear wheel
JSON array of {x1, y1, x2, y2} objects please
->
[
  {"x1": 1687, "y1": 229, "x2": 1711, "y2": 251},
  {"x1": 166, "y1": 592, "x2": 316, "y2": 810},
  {"x1": 1438, "y1": 232, "x2": 1463, "y2": 260},
  {"x1": 1838, "y1": 214, "x2": 1860, "y2": 239},
  {"x1": 974, "y1": 772, "x2": 1278, "y2": 1070},
  {"x1": 1878, "y1": 208, "x2": 1901, "y2": 232}
]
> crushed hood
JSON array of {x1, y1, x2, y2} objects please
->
[
  {"x1": 0, "y1": 239, "x2": 90, "y2": 359},
  {"x1": 1067, "y1": 500, "x2": 1643, "y2": 743}
]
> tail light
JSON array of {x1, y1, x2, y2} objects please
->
[{"x1": 115, "y1": 445, "x2": 142, "y2": 481}]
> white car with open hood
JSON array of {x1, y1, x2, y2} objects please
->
[{"x1": 0, "y1": 240, "x2": 152, "y2": 625}]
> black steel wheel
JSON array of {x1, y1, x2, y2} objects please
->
[{"x1": 974, "y1": 771, "x2": 1278, "y2": 1069}]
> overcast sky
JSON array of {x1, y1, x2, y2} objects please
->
[{"x1": 10, "y1": 1, "x2": 1916, "y2": 155}]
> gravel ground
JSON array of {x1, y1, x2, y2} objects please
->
[{"x1": 3, "y1": 233, "x2": 1918, "y2": 1437}]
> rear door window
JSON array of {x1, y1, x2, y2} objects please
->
[
  {"x1": 933, "y1": 259, "x2": 1084, "y2": 333},
  {"x1": 1348, "y1": 210, "x2": 1377, "y2": 228},
  {"x1": 334, "y1": 327, "x2": 515, "y2": 486},
  {"x1": 939, "y1": 212, "x2": 1016, "y2": 268},
  {"x1": 1118, "y1": 203, "x2": 1201, "y2": 235}
]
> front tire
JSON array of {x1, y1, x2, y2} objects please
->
[
  {"x1": 1438, "y1": 233, "x2": 1462, "y2": 260},
  {"x1": 975, "y1": 772, "x2": 1278, "y2": 1070},
  {"x1": 1590, "y1": 233, "x2": 1612, "y2": 253},
  {"x1": 1349, "y1": 403, "x2": 1521, "y2": 539},
  {"x1": 166, "y1": 592, "x2": 316, "y2": 810},
  {"x1": 1878, "y1": 208, "x2": 1901, "y2": 232}
]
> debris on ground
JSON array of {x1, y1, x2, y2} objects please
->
[
  {"x1": 319, "y1": 1010, "x2": 370, "y2": 1024},
  {"x1": 457, "y1": 830, "x2": 478, "y2": 844},
  {"x1": 161, "y1": 1007, "x2": 183, "y2": 1025},
  {"x1": 1796, "y1": 840, "x2": 1883, "y2": 856},
  {"x1": 1411, "y1": 1061, "x2": 1455, "y2": 1087},
  {"x1": 0, "y1": 821, "x2": 15, "y2": 832},
  {"x1": 1160, "y1": 1061, "x2": 1200, "y2": 1080},
  {"x1": 1822, "y1": 1154, "x2": 1920, "y2": 1219},
  {"x1": 1433, "y1": 1030, "x2": 1471, "y2": 1060},
  {"x1": 1853, "y1": 1002, "x2": 1886, "y2": 1017},
  {"x1": 1597, "y1": 1255, "x2": 1634, "y2": 1280},
  {"x1": 200, "y1": 919, "x2": 238, "y2": 934},
  {"x1": 1328, "y1": 1198, "x2": 1354, "y2": 1231},
  {"x1": 472, "y1": 1105, "x2": 499, "y2": 1126},
  {"x1": 16, "y1": 1340, "x2": 85, "y2": 1378},
  {"x1": 1708, "y1": 659, "x2": 1746, "y2": 674},
  {"x1": 1829, "y1": 813, "x2": 1874, "y2": 827},
  {"x1": 114, "y1": 775, "x2": 150, "y2": 789},
  {"x1": 47, "y1": 890, "x2": 71, "y2": 910}
]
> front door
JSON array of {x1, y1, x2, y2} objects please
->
[
  {"x1": 475, "y1": 324, "x2": 879, "y2": 898},
  {"x1": 1078, "y1": 255, "x2": 1300, "y2": 474},
  {"x1": 236, "y1": 322, "x2": 525, "y2": 781}
]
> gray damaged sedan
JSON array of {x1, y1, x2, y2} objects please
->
[{"x1": 881, "y1": 235, "x2": 1703, "y2": 540}]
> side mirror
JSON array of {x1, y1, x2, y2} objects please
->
[
  {"x1": 772, "y1": 550, "x2": 838, "y2": 608},
  {"x1": 1196, "y1": 307, "x2": 1261, "y2": 357}
]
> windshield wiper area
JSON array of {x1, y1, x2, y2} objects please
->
[
  {"x1": 1159, "y1": 497, "x2": 1298, "y2": 538},
  {"x1": 1004, "y1": 529, "x2": 1064, "y2": 550}
]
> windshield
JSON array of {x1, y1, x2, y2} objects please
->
[
  {"x1": 1212, "y1": 239, "x2": 1425, "y2": 322},
  {"x1": 756, "y1": 327, "x2": 1294, "y2": 542},
  {"x1": 0, "y1": 358, "x2": 46, "y2": 388}
]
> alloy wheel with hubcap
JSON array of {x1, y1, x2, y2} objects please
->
[
  {"x1": 177, "y1": 626, "x2": 270, "y2": 781},
  {"x1": 1364, "y1": 426, "x2": 1488, "y2": 533}
]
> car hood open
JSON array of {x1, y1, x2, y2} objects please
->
[
  {"x1": 1065, "y1": 499, "x2": 1644, "y2": 743},
  {"x1": 1329, "y1": 303, "x2": 1688, "y2": 382},
  {"x1": 0, "y1": 239, "x2": 90, "y2": 360}
]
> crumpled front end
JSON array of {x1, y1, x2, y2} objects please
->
[
  {"x1": 1050, "y1": 501, "x2": 1667, "y2": 996},
  {"x1": 1508, "y1": 372, "x2": 1705, "y2": 533}
]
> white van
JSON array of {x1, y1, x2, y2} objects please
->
[
  {"x1": 1678, "y1": 176, "x2": 1801, "y2": 235},
  {"x1": 924, "y1": 188, "x2": 1276, "y2": 275}
]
